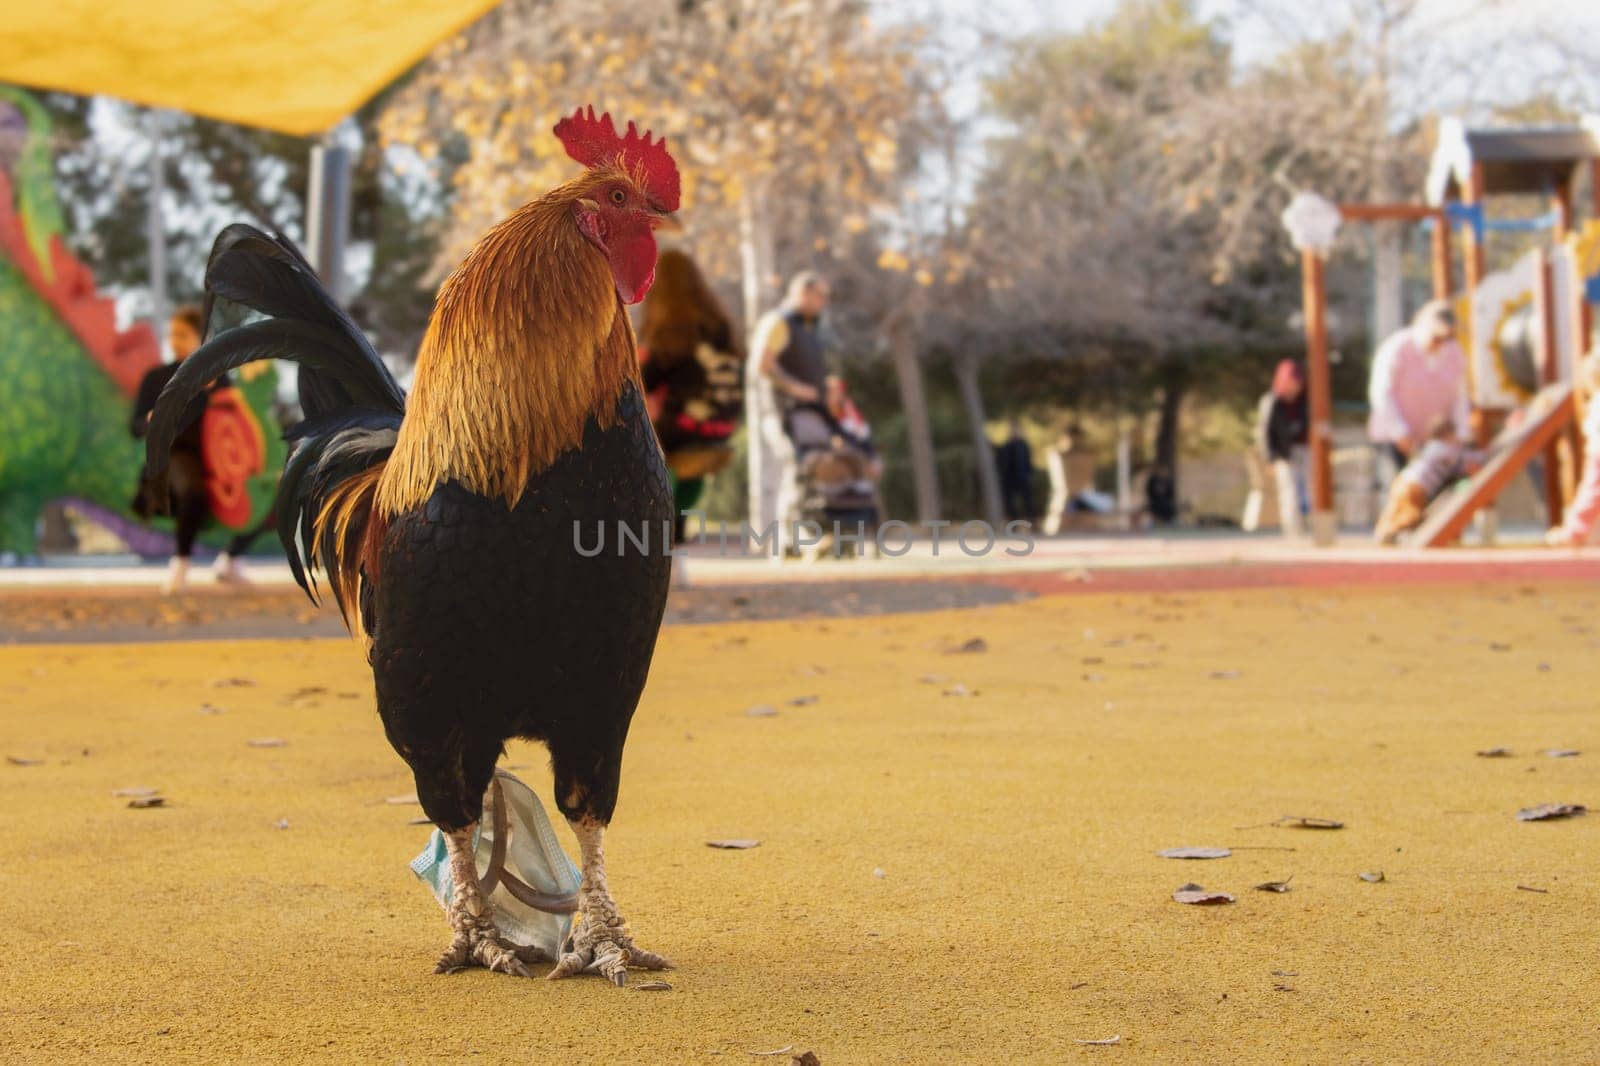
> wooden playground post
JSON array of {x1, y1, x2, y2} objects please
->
[
  {"x1": 1300, "y1": 248, "x2": 1335, "y2": 545},
  {"x1": 1533, "y1": 251, "x2": 1566, "y2": 527},
  {"x1": 1461, "y1": 163, "x2": 1487, "y2": 292},
  {"x1": 1430, "y1": 213, "x2": 1453, "y2": 300}
]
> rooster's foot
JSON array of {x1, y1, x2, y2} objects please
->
[
  {"x1": 433, "y1": 824, "x2": 539, "y2": 978},
  {"x1": 433, "y1": 915, "x2": 537, "y2": 978},
  {"x1": 545, "y1": 912, "x2": 670, "y2": 986}
]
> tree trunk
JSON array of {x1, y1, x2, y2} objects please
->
[
  {"x1": 739, "y1": 180, "x2": 778, "y2": 530},
  {"x1": 737, "y1": 180, "x2": 775, "y2": 333},
  {"x1": 1153, "y1": 371, "x2": 1187, "y2": 497},
  {"x1": 954, "y1": 353, "x2": 1003, "y2": 525},
  {"x1": 887, "y1": 316, "x2": 941, "y2": 524}
]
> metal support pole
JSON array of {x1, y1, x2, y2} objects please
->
[
  {"x1": 1302, "y1": 249, "x2": 1336, "y2": 546},
  {"x1": 306, "y1": 139, "x2": 352, "y2": 302},
  {"x1": 146, "y1": 112, "x2": 167, "y2": 347}
]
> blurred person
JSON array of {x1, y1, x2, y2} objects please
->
[
  {"x1": 1042, "y1": 425, "x2": 1109, "y2": 534},
  {"x1": 823, "y1": 374, "x2": 882, "y2": 480},
  {"x1": 130, "y1": 305, "x2": 257, "y2": 592},
  {"x1": 1142, "y1": 462, "x2": 1177, "y2": 526},
  {"x1": 1546, "y1": 353, "x2": 1600, "y2": 547},
  {"x1": 1374, "y1": 416, "x2": 1485, "y2": 545},
  {"x1": 826, "y1": 375, "x2": 872, "y2": 451},
  {"x1": 1242, "y1": 359, "x2": 1309, "y2": 537},
  {"x1": 994, "y1": 418, "x2": 1035, "y2": 524},
  {"x1": 1368, "y1": 300, "x2": 1469, "y2": 478},
  {"x1": 803, "y1": 374, "x2": 884, "y2": 556},
  {"x1": 748, "y1": 271, "x2": 830, "y2": 553},
  {"x1": 637, "y1": 249, "x2": 744, "y2": 543}
]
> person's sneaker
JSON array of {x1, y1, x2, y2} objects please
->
[
  {"x1": 164, "y1": 557, "x2": 190, "y2": 595},
  {"x1": 213, "y1": 553, "x2": 251, "y2": 586}
]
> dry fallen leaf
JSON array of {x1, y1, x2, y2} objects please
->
[
  {"x1": 1358, "y1": 870, "x2": 1385, "y2": 883},
  {"x1": 707, "y1": 839, "x2": 761, "y2": 849},
  {"x1": 247, "y1": 737, "x2": 288, "y2": 749},
  {"x1": 5, "y1": 755, "x2": 43, "y2": 766},
  {"x1": 272, "y1": 818, "x2": 290, "y2": 830},
  {"x1": 127, "y1": 796, "x2": 166, "y2": 809},
  {"x1": 948, "y1": 637, "x2": 988, "y2": 654},
  {"x1": 1255, "y1": 877, "x2": 1293, "y2": 893},
  {"x1": 210, "y1": 677, "x2": 255, "y2": 688},
  {"x1": 1516, "y1": 803, "x2": 1586, "y2": 822},
  {"x1": 1209, "y1": 670, "x2": 1241, "y2": 680},
  {"x1": 787, "y1": 695, "x2": 818, "y2": 707},
  {"x1": 1543, "y1": 749, "x2": 1580, "y2": 759},
  {"x1": 634, "y1": 980, "x2": 671, "y2": 991},
  {"x1": 1172, "y1": 883, "x2": 1234, "y2": 905},
  {"x1": 942, "y1": 684, "x2": 971, "y2": 697},
  {"x1": 1073, "y1": 1036, "x2": 1122, "y2": 1046},
  {"x1": 1159, "y1": 847, "x2": 1231, "y2": 860},
  {"x1": 745, "y1": 705, "x2": 780, "y2": 718},
  {"x1": 1279, "y1": 816, "x2": 1343, "y2": 830},
  {"x1": 112, "y1": 787, "x2": 158, "y2": 798},
  {"x1": 1516, "y1": 884, "x2": 1550, "y2": 894},
  {"x1": 747, "y1": 1046, "x2": 794, "y2": 1057},
  {"x1": 1476, "y1": 747, "x2": 1513, "y2": 758}
]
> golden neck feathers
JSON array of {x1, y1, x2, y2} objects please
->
[{"x1": 377, "y1": 183, "x2": 639, "y2": 517}]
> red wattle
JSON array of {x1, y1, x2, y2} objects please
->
[{"x1": 606, "y1": 226, "x2": 659, "y2": 305}]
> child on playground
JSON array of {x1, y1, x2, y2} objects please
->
[
  {"x1": 1375, "y1": 416, "x2": 1486, "y2": 545},
  {"x1": 1546, "y1": 353, "x2": 1600, "y2": 547}
]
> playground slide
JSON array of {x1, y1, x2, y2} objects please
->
[{"x1": 1411, "y1": 381, "x2": 1574, "y2": 548}]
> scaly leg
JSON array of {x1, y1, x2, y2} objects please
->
[
  {"x1": 434, "y1": 826, "x2": 533, "y2": 977},
  {"x1": 546, "y1": 817, "x2": 670, "y2": 986}
]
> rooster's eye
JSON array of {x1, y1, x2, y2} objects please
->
[{"x1": 610, "y1": 188, "x2": 627, "y2": 206}]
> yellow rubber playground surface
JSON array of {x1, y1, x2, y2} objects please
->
[{"x1": 2, "y1": 582, "x2": 1598, "y2": 1063}]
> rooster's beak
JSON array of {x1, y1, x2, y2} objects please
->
[{"x1": 651, "y1": 212, "x2": 683, "y2": 234}]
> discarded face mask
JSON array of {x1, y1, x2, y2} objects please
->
[{"x1": 410, "y1": 769, "x2": 581, "y2": 960}]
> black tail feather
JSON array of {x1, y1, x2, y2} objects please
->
[
  {"x1": 199, "y1": 224, "x2": 395, "y2": 419},
  {"x1": 142, "y1": 224, "x2": 410, "y2": 627},
  {"x1": 143, "y1": 318, "x2": 403, "y2": 487},
  {"x1": 276, "y1": 408, "x2": 402, "y2": 602}
]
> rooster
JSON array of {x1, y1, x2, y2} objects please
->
[{"x1": 145, "y1": 107, "x2": 681, "y2": 984}]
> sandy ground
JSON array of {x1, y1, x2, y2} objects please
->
[
  {"x1": 0, "y1": 579, "x2": 1027, "y2": 644},
  {"x1": 2, "y1": 583, "x2": 1598, "y2": 1063}
]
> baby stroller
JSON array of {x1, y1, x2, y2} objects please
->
[{"x1": 787, "y1": 402, "x2": 882, "y2": 558}]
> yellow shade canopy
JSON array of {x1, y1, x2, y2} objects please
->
[{"x1": 0, "y1": 1, "x2": 498, "y2": 135}]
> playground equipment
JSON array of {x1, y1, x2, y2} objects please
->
[
  {"x1": 0, "y1": 88, "x2": 282, "y2": 557},
  {"x1": 1284, "y1": 117, "x2": 1600, "y2": 546}
]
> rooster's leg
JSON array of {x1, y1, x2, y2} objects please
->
[
  {"x1": 546, "y1": 817, "x2": 670, "y2": 986},
  {"x1": 434, "y1": 826, "x2": 533, "y2": 978}
]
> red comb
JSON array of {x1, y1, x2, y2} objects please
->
[{"x1": 554, "y1": 105, "x2": 680, "y2": 213}]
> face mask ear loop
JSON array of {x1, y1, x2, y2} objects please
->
[{"x1": 478, "y1": 776, "x2": 510, "y2": 898}]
